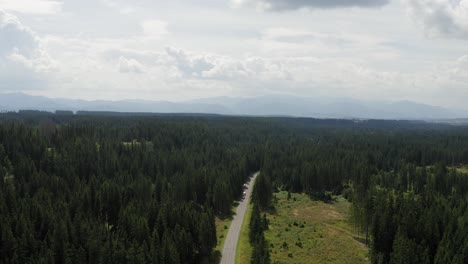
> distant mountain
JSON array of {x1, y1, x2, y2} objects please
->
[
  {"x1": 0, "y1": 93, "x2": 232, "y2": 115},
  {"x1": 0, "y1": 93, "x2": 466, "y2": 120},
  {"x1": 189, "y1": 95, "x2": 464, "y2": 119},
  {"x1": 0, "y1": 93, "x2": 67, "y2": 111}
]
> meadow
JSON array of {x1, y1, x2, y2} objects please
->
[{"x1": 265, "y1": 192, "x2": 369, "y2": 264}]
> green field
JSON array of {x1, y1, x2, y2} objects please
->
[
  {"x1": 265, "y1": 192, "x2": 369, "y2": 264},
  {"x1": 237, "y1": 203, "x2": 253, "y2": 264}
]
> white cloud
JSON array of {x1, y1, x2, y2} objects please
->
[
  {"x1": 165, "y1": 47, "x2": 214, "y2": 78},
  {"x1": 100, "y1": 0, "x2": 136, "y2": 14},
  {"x1": 0, "y1": 10, "x2": 57, "y2": 91},
  {"x1": 0, "y1": 10, "x2": 56, "y2": 72},
  {"x1": 1, "y1": 0, "x2": 468, "y2": 110},
  {"x1": 405, "y1": 0, "x2": 468, "y2": 38},
  {"x1": 118, "y1": 56, "x2": 144, "y2": 73},
  {"x1": 441, "y1": 55, "x2": 468, "y2": 82},
  {"x1": 0, "y1": 0, "x2": 62, "y2": 14},
  {"x1": 165, "y1": 47, "x2": 291, "y2": 81},
  {"x1": 7, "y1": 48, "x2": 57, "y2": 72},
  {"x1": 232, "y1": 0, "x2": 390, "y2": 10},
  {"x1": 0, "y1": 10, "x2": 37, "y2": 56},
  {"x1": 457, "y1": 54, "x2": 468, "y2": 66},
  {"x1": 261, "y1": 27, "x2": 359, "y2": 47},
  {"x1": 262, "y1": 27, "x2": 314, "y2": 41},
  {"x1": 141, "y1": 19, "x2": 168, "y2": 38}
]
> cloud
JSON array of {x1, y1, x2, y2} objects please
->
[
  {"x1": 0, "y1": 10, "x2": 57, "y2": 72},
  {"x1": 165, "y1": 47, "x2": 214, "y2": 78},
  {"x1": 100, "y1": 0, "x2": 136, "y2": 14},
  {"x1": 118, "y1": 56, "x2": 144, "y2": 73},
  {"x1": 0, "y1": 0, "x2": 62, "y2": 14},
  {"x1": 0, "y1": 10, "x2": 56, "y2": 91},
  {"x1": 262, "y1": 27, "x2": 314, "y2": 42},
  {"x1": 165, "y1": 47, "x2": 291, "y2": 81},
  {"x1": 405, "y1": 0, "x2": 468, "y2": 38},
  {"x1": 141, "y1": 19, "x2": 168, "y2": 38},
  {"x1": 0, "y1": 10, "x2": 36, "y2": 56},
  {"x1": 231, "y1": 0, "x2": 390, "y2": 10},
  {"x1": 458, "y1": 55, "x2": 468, "y2": 66},
  {"x1": 442, "y1": 55, "x2": 468, "y2": 82},
  {"x1": 1, "y1": 1, "x2": 466, "y2": 109},
  {"x1": 262, "y1": 27, "x2": 354, "y2": 47}
]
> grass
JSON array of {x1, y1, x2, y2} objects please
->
[
  {"x1": 265, "y1": 191, "x2": 369, "y2": 264},
  {"x1": 122, "y1": 140, "x2": 153, "y2": 150},
  {"x1": 236, "y1": 203, "x2": 253, "y2": 264},
  {"x1": 433, "y1": 164, "x2": 468, "y2": 174},
  {"x1": 211, "y1": 210, "x2": 235, "y2": 264},
  {"x1": 213, "y1": 200, "x2": 247, "y2": 263},
  {"x1": 215, "y1": 215, "x2": 234, "y2": 252},
  {"x1": 453, "y1": 165, "x2": 468, "y2": 174}
]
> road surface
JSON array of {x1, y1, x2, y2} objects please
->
[{"x1": 220, "y1": 172, "x2": 259, "y2": 264}]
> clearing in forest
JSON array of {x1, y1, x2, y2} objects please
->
[{"x1": 265, "y1": 192, "x2": 369, "y2": 264}]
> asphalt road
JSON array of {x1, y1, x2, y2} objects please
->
[{"x1": 220, "y1": 172, "x2": 259, "y2": 264}]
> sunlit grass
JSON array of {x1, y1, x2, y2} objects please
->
[
  {"x1": 215, "y1": 215, "x2": 234, "y2": 252},
  {"x1": 212, "y1": 208, "x2": 235, "y2": 264},
  {"x1": 453, "y1": 165, "x2": 468, "y2": 174},
  {"x1": 265, "y1": 192, "x2": 369, "y2": 264},
  {"x1": 236, "y1": 203, "x2": 253, "y2": 264}
]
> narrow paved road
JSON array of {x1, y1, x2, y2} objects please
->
[{"x1": 220, "y1": 172, "x2": 259, "y2": 264}]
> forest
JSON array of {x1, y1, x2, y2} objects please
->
[{"x1": 1, "y1": 111, "x2": 467, "y2": 264}]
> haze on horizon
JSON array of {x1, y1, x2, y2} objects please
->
[{"x1": 0, "y1": 0, "x2": 468, "y2": 111}]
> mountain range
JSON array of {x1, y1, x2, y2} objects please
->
[{"x1": 0, "y1": 93, "x2": 466, "y2": 120}]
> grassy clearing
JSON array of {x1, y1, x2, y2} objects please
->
[
  {"x1": 453, "y1": 165, "x2": 468, "y2": 174},
  {"x1": 122, "y1": 140, "x2": 141, "y2": 147},
  {"x1": 265, "y1": 191, "x2": 369, "y2": 264},
  {"x1": 215, "y1": 215, "x2": 234, "y2": 252},
  {"x1": 212, "y1": 210, "x2": 235, "y2": 264},
  {"x1": 122, "y1": 140, "x2": 153, "y2": 150},
  {"x1": 236, "y1": 203, "x2": 253, "y2": 264}
]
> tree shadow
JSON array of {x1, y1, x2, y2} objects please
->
[
  {"x1": 352, "y1": 236, "x2": 368, "y2": 246},
  {"x1": 307, "y1": 191, "x2": 336, "y2": 204},
  {"x1": 265, "y1": 205, "x2": 277, "y2": 215},
  {"x1": 217, "y1": 213, "x2": 234, "y2": 221},
  {"x1": 217, "y1": 206, "x2": 236, "y2": 221},
  {"x1": 209, "y1": 250, "x2": 222, "y2": 264}
]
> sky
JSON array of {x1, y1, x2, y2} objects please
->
[{"x1": 0, "y1": 0, "x2": 467, "y2": 109}]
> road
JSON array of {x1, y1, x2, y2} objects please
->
[{"x1": 220, "y1": 172, "x2": 259, "y2": 264}]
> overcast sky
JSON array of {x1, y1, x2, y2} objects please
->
[{"x1": 0, "y1": 0, "x2": 467, "y2": 108}]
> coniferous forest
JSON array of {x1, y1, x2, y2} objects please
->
[{"x1": 1, "y1": 112, "x2": 468, "y2": 264}]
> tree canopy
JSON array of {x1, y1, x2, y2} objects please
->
[{"x1": 0, "y1": 112, "x2": 467, "y2": 263}]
